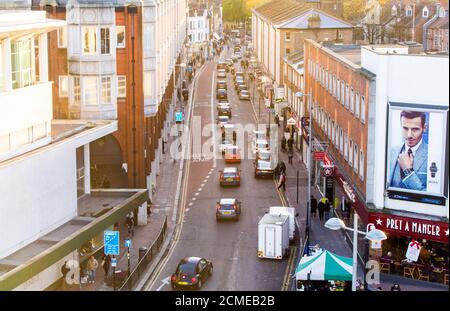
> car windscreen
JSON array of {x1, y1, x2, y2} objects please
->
[
  {"x1": 218, "y1": 116, "x2": 229, "y2": 121},
  {"x1": 223, "y1": 172, "x2": 236, "y2": 178},
  {"x1": 177, "y1": 262, "x2": 197, "y2": 274},
  {"x1": 219, "y1": 204, "x2": 235, "y2": 210},
  {"x1": 257, "y1": 161, "x2": 272, "y2": 170}
]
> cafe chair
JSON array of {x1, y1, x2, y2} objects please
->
[
  {"x1": 380, "y1": 262, "x2": 390, "y2": 274},
  {"x1": 416, "y1": 268, "x2": 430, "y2": 282},
  {"x1": 403, "y1": 266, "x2": 415, "y2": 279}
]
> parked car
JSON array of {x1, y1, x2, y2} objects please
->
[
  {"x1": 171, "y1": 257, "x2": 213, "y2": 289},
  {"x1": 217, "y1": 62, "x2": 228, "y2": 71},
  {"x1": 216, "y1": 198, "x2": 241, "y2": 221},
  {"x1": 254, "y1": 160, "x2": 274, "y2": 178},
  {"x1": 237, "y1": 84, "x2": 249, "y2": 94},
  {"x1": 224, "y1": 145, "x2": 241, "y2": 163},
  {"x1": 219, "y1": 167, "x2": 241, "y2": 186},
  {"x1": 238, "y1": 90, "x2": 250, "y2": 101}
]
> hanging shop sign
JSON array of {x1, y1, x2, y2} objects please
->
[
  {"x1": 369, "y1": 212, "x2": 449, "y2": 243},
  {"x1": 405, "y1": 240, "x2": 422, "y2": 262}
]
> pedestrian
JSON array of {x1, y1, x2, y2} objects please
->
[
  {"x1": 281, "y1": 136, "x2": 287, "y2": 152},
  {"x1": 288, "y1": 149, "x2": 294, "y2": 165},
  {"x1": 274, "y1": 114, "x2": 280, "y2": 127},
  {"x1": 279, "y1": 161, "x2": 286, "y2": 175},
  {"x1": 287, "y1": 137, "x2": 294, "y2": 151},
  {"x1": 87, "y1": 256, "x2": 99, "y2": 284},
  {"x1": 391, "y1": 283, "x2": 401, "y2": 291},
  {"x1": 101, "y1": 254, "x2": 111, "y2": 281},
  {"x1": 61, "y1": 261, "x2": 70, "y2": 289},
  {"x1": 317, "y1": 199, "x2": 325, "y2": 222},
  {"x1": 277, "y1": 172, "x2": 286, "y2": 191},
  {"x1": 310, "y1": 195, "x2": 318, "y2": 218},
  {"x1": 126, "y1": 213, "x2": 134, "y2": 238},
  {"x1": 345, "y1": 200, "x2": 352, "y2": 222},
  {"x1": 324, "y1": 200, "x2": 331, "y2": 221}
]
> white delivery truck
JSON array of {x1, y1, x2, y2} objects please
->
[
  {"x1": 269, "y1": 206, "x2": 296, "y2": 242},
  {"x1": 258, "y1": 214, "x2": 290, "y2": 260}
]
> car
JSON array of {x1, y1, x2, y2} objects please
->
[
  {"x1": 253, "y1": 130, "x2": 266, "y2": 142},
  {"x1": 171, "y1": 257, "x2": 213, "y2": 289},
  {"x1": 219, "y1": 167, "x2": 241, "y2": 186},
  {"x1": 216, "y1": 198, "x2": 241, "y2": 221},
  {"x1": 217, "y1": 62, "x2": 227, "y2": 71},
  {"x1": 217, "y1": 115, "x2": 230, "y2": 127},
  {"x1": 252, "y1": 139, "x2": 270, "y2": 155},
  {"x1": 217, "y1": 69, "x2": 227, "y2": 79},
  {"x1": 231, "y1": 55, "x2": 238, "y2": 62},
  {"x1": 216, "y1": 88, "x2": 228, "y2": 100},
  {"x1": 234, "y1": 72, "x2": 245, "y2": 79},
  {"x1": 225, "y1": 58, "x2": 233, "y2": 67},
  {"x1": 254, "y1": 160, "x2": 274, "y2": 178},
  {"x1": 235, "y1": 80, "x2": 246, "y2": 91},
  {"x1": 216, "y1": 79, "x2": 227, "y2": 90},
  {"x1": 224, "y1": 145, "x2": 241, "y2": 163},
  {"x1": 219, "y1": 138, "x2": 234, "y2": 154},
  {"x1": 238, "y1": 90, "x2": 250, "y2": 101},
  {"x1": 218, "y1": 105, "x2": 232, "y2": 117},
  {"x1": 237, "y1": 84, "x2": 248, "y2": 93},
  {"x1": 234, "y1": 52, "x2": 242, "y2": 59},
  {"x1": 217, "y1": 100, "x2": 230, "y2": 107},
  {"x1": 234, "y1": 46, "x2": 241, "y2": 53},
  {"x1": 256, "y1": 148, "x2": 271, "y2": 161}
]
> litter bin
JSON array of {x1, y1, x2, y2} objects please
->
[{"x1": 139, "y1": 247, "x2": 147, "y2": 261}]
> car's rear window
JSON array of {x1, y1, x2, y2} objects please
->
[
  {"x1": 223, "y1": 173, "x2": 236, "y2": 178},
  {"x1": 177, "y1": 262, "x2": 197, "y2": 274},
  {"x1": 219, "y1": 204, "x2": 235, "y2": 210}
]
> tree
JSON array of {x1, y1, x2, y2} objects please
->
[{"x1": 222, "y1": 0, "x2": 269, "y2": 23}]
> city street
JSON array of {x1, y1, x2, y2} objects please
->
[{"x1": 145, "y1": 47, "x2": 296, "y2": 291}]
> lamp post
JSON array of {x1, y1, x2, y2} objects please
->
[
  {"x1": 295, "y1": 91, "x2": 312, "y2": 246},
  {"x1": 324, "y1": 216, "x2": 387, "y2": 291}
]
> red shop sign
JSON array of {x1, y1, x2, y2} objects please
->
[
  {"x1": 314, "y1": 151, "x2": 325, "y2": 160},
  {"x1": 369, "y1": 212, "x2": 449, "y2": 244}
]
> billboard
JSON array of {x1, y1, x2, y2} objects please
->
[{"x1": 385, "y1": 103, "x2": 448, "y2": 204}]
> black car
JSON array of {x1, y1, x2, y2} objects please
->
[
  {"x1": 171, "y1": 257, "x2": 213, "y2": 289},
  {"x1": 216, "y1": 88, "x2": 228, "y2": 100}
]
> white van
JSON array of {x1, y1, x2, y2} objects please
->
[{"x1": 269, "y1": 206, "x2": 297, "y2": 242}]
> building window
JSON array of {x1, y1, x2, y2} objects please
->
[
  {"x1": 100, "y1": 27, "x2": 110, "y2": 54},
  {"x1": 344, "y1": 133, "x2": 348, "y2": 161},
  {"x1": 406, "y1": 6, "x2": 413, "y2": 17},
  {"x1": 0, "y1": 134, "x2": 10, "y2": 153},
  {"x1": 285, "y1": 32, "x2": 291, "y2": 41},
  {"x1": 117, "y1": 75, "x2": 126, "y2": 98},
  {"x1": 339, "y1": 128, "x2": 344, "y2": 154},
  {"x1": 144, "y1": 71, "x2": 152, "y2": 98},
  {"x1": 349, "y1": 140, "x2": 353, "y2": 166},
  {"x1": 72, "y1": 76, "x2": 81, "y2": 105},
  {"x1": 350, "y1": 88, "x2": 354, "y2": 113},
  {"x1": 336, "y1": 78, "x2": 340, "y2": 100},
  {"x1": 59, "y1": 75, "x2": 69, "y2": 97},
  {"x1": 361, "y1": 95, "x2": 366, "y2": 123},
  {"x1": 11, "y1": 38, "x2": 32, "y2": 90},
  {"x1": 83, "y1": 27, "x2": 97, "y2": 55},
  {"x1": 355, "y1": 92, "x2": 360, "y2": 118},
  {"x1": 345, "y1": 84, "x2": 349, "y2": 108},
  {"x1": 0, "y1": 43, "x2": 3, "y2": 91},
  {"x1": 359, "y1": 150, "x2": 364, "y2": 180},
  {"x1": 423, "y1": 8, "x2": 429, "y2": 18},
  {"x1": 83, "y1": 76, "x2": 99, "y2": 106},
  {"x1": 58, "y1": 27, "x2": 67, "y2": 48},
  {"x1": 101, "y1": 76, "x2": 111, "y2": 104},
  {"x1": 353, "y1": 144, "x2": 359, "y2": 173},
  {"x1": 116, "y1": 26, "x2": 126, "y2": 48},
  {"x1": 331, "y1": 121, "x2": 335, "y2": 144},
  {"x1": 340, "y1": 81, "x2": 345, "y2": 105},
  {"x1": 338, "y1": 33, "x2": 343, "y2": 40},
  {"x1": 285, "y1": 48, "x2": 291, "y2": 56}
]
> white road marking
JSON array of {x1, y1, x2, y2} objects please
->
[
  {"x1": 198, "y1": 188, "x2": 202, "y2": 192},
  {"x1": 203, "y1": 179, "x2": 208, "y2": 183},
  {"x1": 189, "y1": 203, "x2": 193, "y2": 207},
  {"x1": 192, "y1": 197, "x2": 197, "y2": 201},
  {"x1": 195, "y1": 193, "x2": 199, "y2": 196},
  {"x1": 201, "y1": 184, "x2": 205, "y2": 187},
  {"x1": 186, "y1": 208, "x2": 190, "y2": 212},
  {"x1": 205, "y1": 175, "x2": 210, "y2": 179},
  {"x1": 156, "y1": 276, "x2": 171, "y2": 292}
]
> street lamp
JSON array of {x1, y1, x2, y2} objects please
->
[
  {"x1": 295, "y1": 91, "x2": 312, "y2": 245},
  {"x1": 325, "y1": 215, "x2": 387, "y2": 291}
]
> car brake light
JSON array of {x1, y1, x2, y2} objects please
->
[
  {"x1": 191, "y1": 277, "x2": 197, "y2": 283},
  {"x1": 171, "y1": 275, "x2": 177, "y2": 282}
]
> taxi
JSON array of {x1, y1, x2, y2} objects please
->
[
  {"x1": 224, "y1": 145, "x2": 241, "y2": 163},
  {"x1": 254, "y1": 160, "x2": 274, "y2": 178}
]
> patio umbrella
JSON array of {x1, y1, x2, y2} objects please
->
[{"x1": 295, "y1": 250, "x2": 353, "y2": 281}]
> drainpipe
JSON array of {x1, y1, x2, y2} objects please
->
[{"x1": 129, "y1": 4, "x2": 138, "y2": 188}]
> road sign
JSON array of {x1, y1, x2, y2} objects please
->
[
  {"x1": 125, "y1": 239, "x2": 132, "y2": 248},
  {"x1": 322, "y1": 164, "x2": 335, "y2": 177},
  {"x1": 111, "y1": 257, "x2": 117, "y2": 267},
  {"x1": 104, "y1": 231, "x2": 120, "y2": 255},
  {"x1": 175, "y1": 111, "x2": 183, "y2": 123},
  {"x1": 314, "y1": 151, "x2": 325, "y2": 160}
]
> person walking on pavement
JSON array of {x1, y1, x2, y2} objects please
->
[
  {"x1": 288, "y1": 148, "x2": 294, "y2": 165},
  {"x1": 101, "y1": 254, "x2": 111, "y2": 281},
  {"x1": 391, "y1": 283, "x2": 401, "y2": 291},
  {"x1": 61, "y1": 261, "x2": 70, "y2": 289},
  {"x1": 281, "y1": 136, "x2": 287, "y2": 152},
  {"x1": 277, "y1": 172, "x2": 286, "y2": 191},
  {"x1": 87, "y1": 256, "x2": 99, "y2": 284},
  {"x1": 274, "y1": 114, "x2": 280, "y2": 127},
  {"x1": 287, "y1": 137, "x2": 294, "y2": 152},
  {"x1": 279, "y1": 161, "x2": 286, "y2": 175},
  {"x1": 126, "y1": 213, "x2": 135, "y2": 238},
  {"x1": 310, "y1": 195, "x2": 318, "y2": 219},
  {"x1": 324, "y1": 201, "x2": 332, "y2": 221},
  {"x1": 317, "y1": 199, "x2": 325, "y2": 222}
]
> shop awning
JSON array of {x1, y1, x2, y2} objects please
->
[
  {"x1": 295, "y1": 250, "x2": 352, "y2": 281},
  {"x1": 213, "y1": 33, "x2": 221, "y2": 41}
]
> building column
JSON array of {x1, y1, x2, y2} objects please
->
[
  {"x1": 84, "y1": 144, "x2": 91, "y2": 194},
  {"x1": 137, "y1": 202, "x2": 148, "y2": 226},
  {"x1": 39, "y1": 33, "x2": 48, "y2": 83},
  {"x1": 2, "y1": 37, "x2": 12, "y2": 92}
]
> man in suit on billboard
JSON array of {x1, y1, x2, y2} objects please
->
[{"x1": 389, "y1": 110, "x2": 428, "y2": 191}]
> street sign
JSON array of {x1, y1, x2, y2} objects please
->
[
  {"x1": 104, "y1": 231, "x2": 120, "y2": 255},
  {"x1": 322, "y1": 164, "x2": 335, "y2": 177},
  {"x1": 175, "y1": 111, "x2": 183, "y2": 123},
  {"x1": 314, "y1": 151, "x2": 325, "y2": 160},
  {"x1": 125, "y1": 239, "x2": 132, "y2": 248},
  {"x1": 287, "y1": 117, "x2": 296, "y2": 126},
  {"x1": 111, "y1": 257, "x2": 117, "y2": 267}
]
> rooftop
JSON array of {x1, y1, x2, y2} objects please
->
[{"x1": 327, "y1": 44, "x2": 363, "y2": 65}]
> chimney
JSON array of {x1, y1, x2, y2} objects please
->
[{"x1": 308, "y1": 14, "x2": 321, "y2": 28}]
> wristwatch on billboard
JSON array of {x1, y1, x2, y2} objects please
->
[
  {"x1": 430, "y1": 162, "x2": 438, "y2": 178},
  {"x1": 403, "y1": 168, "x2": 414, "y2": 177}
]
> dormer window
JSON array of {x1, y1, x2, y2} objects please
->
[
  {"x1": 423, "y1": 7, "x2": 429, "y2": 18},
  {"x1": 406, "y1": 6, "x2": 413, "y2": 17},
  {"x1": 391, "y1": 5, "x2": 398, "y2": 16}
]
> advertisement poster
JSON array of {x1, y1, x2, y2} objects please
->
[
  {"x1": 405, "y1": 240, "x2": 422, "y2": 262},
  {"x1": 386, "y1": 104, "x2": 448, "y2": 200}
]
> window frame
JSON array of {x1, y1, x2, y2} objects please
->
[
  {"x1": 101, "y1": 76, "x2": 112, "y2": 105},
  {"x1": 57, "y1": 26, "x2": 68, "y2": 48},
  {"x1": 353, "y1": 143, "x2": 359, "y2": 173},
  {"x1": 361, "y1": 95, "x2": 366, "y2": 124},
  {"x1": 350, "y1": 87, "x2": 354, "y2": 113},
  {"x1": 100, "y1": 27, "x2": 111, "y2": 55},
  {"x1": 82, "y1": 26, "x2": 97, "y2": 55},
  {"x1": 59, "y1": 75, "x2": 69, "y2": 98},
  {"x1": 285, "y1": 32, "x2": 291, "y2": 42},
  {"x1": 359, "y1": 149, "x2": 364, "y2": 181},
  {"x1": 116, "y1": 25, "x2": 126, "y2": 49},
  {"x1": 355, "y1": 92, "x2": 360, "y2": 118},
  {"x1": 117, "y1": 75, "x2": 126, "y2": 98}
]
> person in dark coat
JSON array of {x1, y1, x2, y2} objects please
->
[
  {"x1": 317, "y1": 200, "x2": 325, "y2": 221},
  {"x1": 281, "y1": 136, "x2": 287, "y2": 152},
  {"x1": 310, "y1": 196, "x2": 318, "y2": 219},
  {"x1": 391, "y1": 283, "x2": 401, "y2": 291},
  {"x1": 279, "y1": 161, "x2": 286, "y2": 175},
  {"x1": 324, "y1": 201, "x2": 331, "y2": 221},
  {"x1": 102, "y1": 254, "x2": 111, "y2": 281},
  {"x1": 288, "y1": 149, "x2": 294, "y2": 164}
]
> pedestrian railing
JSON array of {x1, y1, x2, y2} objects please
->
[{"x1": 118, "y1": 216, "x2": 168, "y2": 291}]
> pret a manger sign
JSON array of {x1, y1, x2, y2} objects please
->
[{"x1": 369, "y1": 213, "x2": 449, "y2": 243}]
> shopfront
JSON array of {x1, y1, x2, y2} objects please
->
[{"x1": 369, "y1": 212, "x2": 449, "y2": 285}]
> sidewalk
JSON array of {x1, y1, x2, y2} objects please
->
[{"x1": 246, "y1": 70, "x2": 448, "y2": 291}]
